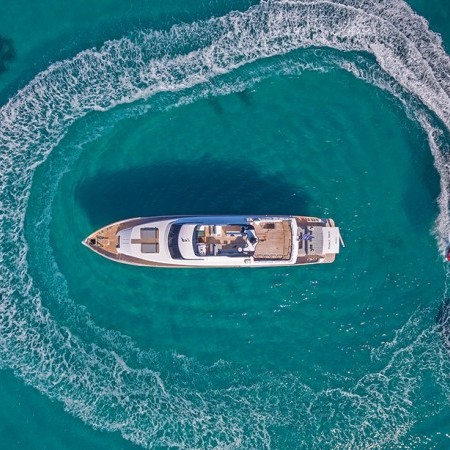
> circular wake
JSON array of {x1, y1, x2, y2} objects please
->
[{"x1": 1, "y1": 0, "x2": 450, "y2": 448}]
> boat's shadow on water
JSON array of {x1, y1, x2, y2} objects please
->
[
  {"x1": 0, "y1": 35, "x2": 15, "y2": 75},
  {"x1": 76, "y1": 157, "x2": 310, "y2": 228}
]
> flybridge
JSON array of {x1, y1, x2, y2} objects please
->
[{"x1": 83, "y1": 215, "x2": 342, "y2": 268}]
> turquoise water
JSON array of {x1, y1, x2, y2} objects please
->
[{"x1": 1, "y1": 1, "x2": 450, "y2": 449}]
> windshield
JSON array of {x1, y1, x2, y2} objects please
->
[{"x1": 168, "y1": 224, "x2": 184, "y2": 259}]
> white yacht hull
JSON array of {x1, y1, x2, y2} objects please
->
[{"x1": 83, "y1": 215, "x2": 341, "y2": 268}]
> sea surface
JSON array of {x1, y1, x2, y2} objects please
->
[{"x1": 1, "y1": 1, "x2": 450, "y2": 449}]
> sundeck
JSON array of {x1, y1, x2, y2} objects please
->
[{"x1": 82, "y1": 215, "x2": 342, "y2": 268}]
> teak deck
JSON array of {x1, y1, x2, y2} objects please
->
[{"x1": 253, "y1": 220, "x2": 292, "y2": 260}]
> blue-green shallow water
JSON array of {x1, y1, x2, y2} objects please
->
[{"x1": 1, "y1": 1, "x2": 450, "y2": 449}]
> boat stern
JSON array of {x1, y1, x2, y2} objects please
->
[{"x1": 295, "y1": 217, "x2": 343, "y2": 265}]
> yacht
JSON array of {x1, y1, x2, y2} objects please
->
[{"x1": 82, "y1": 215, "x2": 342, "y2": 268}]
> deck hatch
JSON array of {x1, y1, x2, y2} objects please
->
[
  {"x1": 140, "y1": 227, "x2": 159, "y2": 240},
  {"x1": 141, "y1": 243, "x2": 159, "y2": 253}
]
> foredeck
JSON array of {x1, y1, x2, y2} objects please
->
[
  {"x1": 84, "y1": 216, "x2": 183, "y2": 267},
  {"x1": 85, "y1": 218, "x2": 150, "y2": 256},
  {"x1": 88, "y1": 223, "x2": 121, "y2": 255}
]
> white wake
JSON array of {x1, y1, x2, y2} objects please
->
[{"x1": 1, "y1": 0, "x2": 450, "y2": 448}]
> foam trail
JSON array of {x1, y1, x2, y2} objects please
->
[{"x1": 1, "y1": 0, "x2": 450, "y2": 448}]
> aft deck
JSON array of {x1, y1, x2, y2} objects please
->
[
  {"x1": 294, "y1": 216, "x2": 337, "y2": 265},
  {"x1": 253, "y1": 220, "x2": 292, "y2": 260}
]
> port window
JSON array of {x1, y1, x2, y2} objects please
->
[{"x1": 141, "y1": 243, "x2": 159, "y2": 253}]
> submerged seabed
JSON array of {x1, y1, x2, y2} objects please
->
[{"x1": 1, "y1": 0, "x2": 450, "y2": 448}]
